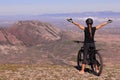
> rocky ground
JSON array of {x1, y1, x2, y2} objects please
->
[{"x1": 0, "y1": 64, "x2": 119, "y2": 80}]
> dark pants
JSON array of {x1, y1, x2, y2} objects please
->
[{"x1": 83, "y1": 43, "x2": 96, "y2": 64}]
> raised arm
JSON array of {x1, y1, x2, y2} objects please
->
[
  {"x1": 67, "y1": 18, "x2": 85, "y2": 30},
  {"x1": 96, "y1": 20, "x2": 112, "y2": 30}
]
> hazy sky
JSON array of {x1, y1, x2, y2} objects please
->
[{"x1": 0, "y1": 0, "x2": 119, "y2": 15}]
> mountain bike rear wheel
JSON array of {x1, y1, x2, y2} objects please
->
[{"x1": 91, "y1": 52, "x2": 103, "y2": 76}]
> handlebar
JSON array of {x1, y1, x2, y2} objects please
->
[
  {"x1": 73, "y1": 40, "x2": 96, "y2": 44},
  {"x1": 73, "y1": 40, "x2": 84, "y2": 43}
]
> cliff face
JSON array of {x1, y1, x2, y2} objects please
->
[
  {"x1": 0, "y1": 20, "x2": 61, "y2": 46},
  {"x1": 0, "y1": 28, "x2": 23, "y2": 45}
]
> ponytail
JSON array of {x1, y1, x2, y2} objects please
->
[{"x1": 88, "y1": 24, "x2": 92, "y2": 38}]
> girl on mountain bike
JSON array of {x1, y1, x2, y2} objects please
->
[{"x1": 67, "y1": 18, "x2": 112, "y2": 74}]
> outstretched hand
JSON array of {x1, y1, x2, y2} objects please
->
[
  {"x1": 66, "y1": 18, "x2": 73, "y2": 23},
  {"x1": 107, "y1": 19, "x2": 112, "y2": 23}
]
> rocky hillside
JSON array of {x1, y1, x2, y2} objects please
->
[
  {"x1": 0, "y1": 20, "x2": 61, "y2": 46},
  {"x1": 9, "y1": 20, "x2": 61, "y2": 46},
  {"x1": 0, "y1": 20, "x2": 64, "y2": 64}
]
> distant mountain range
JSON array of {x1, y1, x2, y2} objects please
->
[
  {"x1": 0, "y1": 11, "x2": 120, "y2": 20},
  {"x1": 0, "y1": 11, "x2": 120, "y2": 27},
  {"x1": 42, "y1": 11, "x2": 120, "y2": 17}
]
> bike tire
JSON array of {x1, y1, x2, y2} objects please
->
[
  {"x1": 77, "y1": 50, "x2": 84, "y2": 68},
  {"x1": 91, "y1": 52, "x2": 103, "y2": 76}
]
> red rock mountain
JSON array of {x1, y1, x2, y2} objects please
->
[
  {"x1": 0, "y1": 20, "x2": 61, "y2": 46},
  {"x1": 0, "y1": 28, "x2": 23, "y2": 45}
]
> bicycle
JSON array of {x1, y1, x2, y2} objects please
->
[{"x1": 76, "y1": 41, "x2": 103, "y2": 76}]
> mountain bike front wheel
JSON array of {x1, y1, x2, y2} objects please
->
[{"x1": 77, "y1": 50, "x2": 84, "y2": 69}]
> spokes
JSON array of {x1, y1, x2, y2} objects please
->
[
  {"x1": 77, "y1": 51, "x2": 84, "y2": 67},
  {"x1": 91, "y1": 52, "x2": 103, "y2": 76}
]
